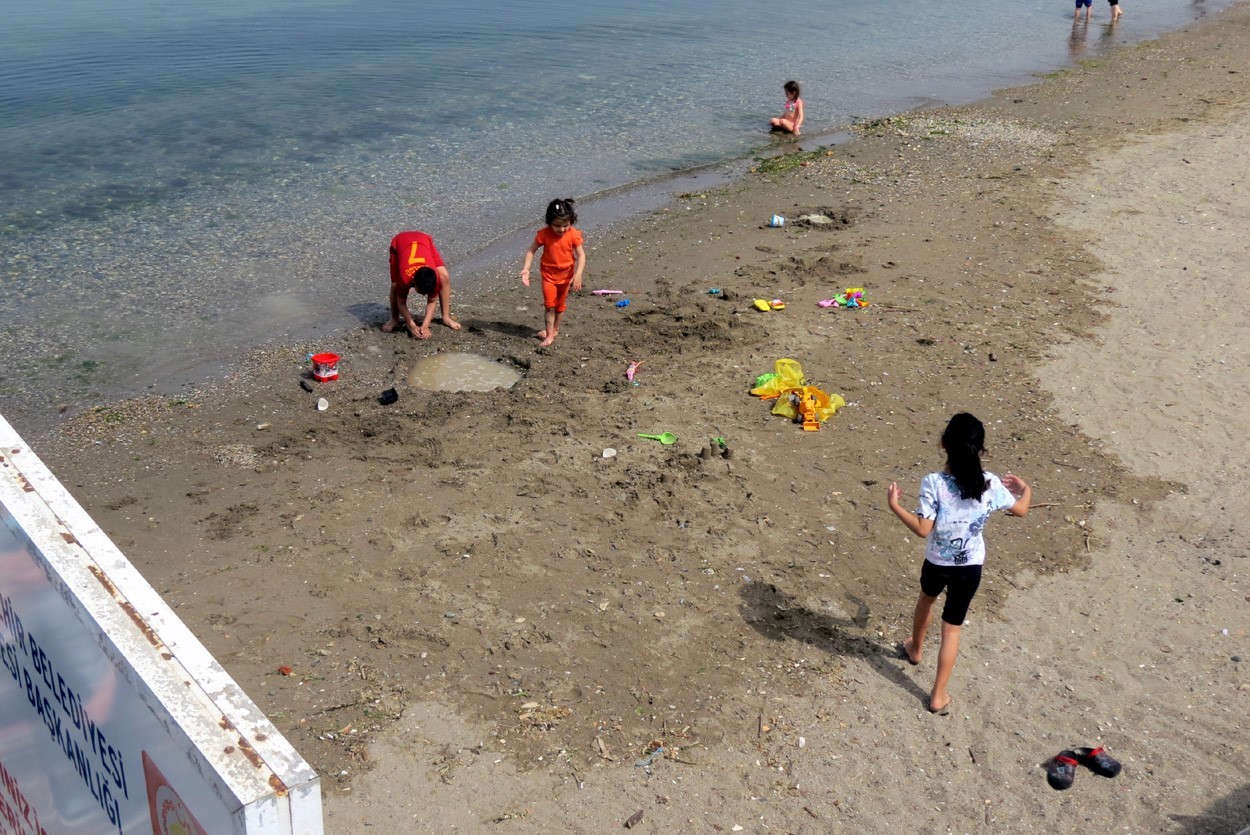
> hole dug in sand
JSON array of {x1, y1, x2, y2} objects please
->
[{"x1": 407, "y1": 353, "x2": 523, "y2": 392}]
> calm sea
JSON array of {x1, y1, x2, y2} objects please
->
[{"x1": 0, "y1": 0, "x2": 1235, "y2": 432}]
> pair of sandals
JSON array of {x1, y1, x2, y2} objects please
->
[{"x1": 1047, "y1": 746, "x2": 1122, "y2": 790}]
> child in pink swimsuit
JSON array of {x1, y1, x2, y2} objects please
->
[{"x1": 769, "y1": 80, "x2": 804, "y2": 135}]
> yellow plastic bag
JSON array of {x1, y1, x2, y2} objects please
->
[
  {"x1": 770, "y1": 385, "x2": 846, "y2": 423},
  {"x1": 750, "y1": 358, "x2": 805, "y2": 398}
]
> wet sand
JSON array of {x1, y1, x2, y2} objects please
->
[{"x1": 30, "y1": 4, "x2": 1250, "y2": 832}]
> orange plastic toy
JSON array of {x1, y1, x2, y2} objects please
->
[{"x1": 796, "y1": 386, "x2": 823, "y2": 431}]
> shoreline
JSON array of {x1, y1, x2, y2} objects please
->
[
  {"x1": 25, "y1": 3, "x2": 1250, "y2": 832},
  {"x1": 0, "y1": 5, "x2": 1227, "y2": 438}
]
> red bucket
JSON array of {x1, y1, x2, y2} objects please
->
[{"x1": 311, "y1": 352, "x2": 340, "y2": 382}]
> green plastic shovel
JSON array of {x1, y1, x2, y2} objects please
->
[{"x1": 637, "y1": 432, "x2": 677, "y2": 445}]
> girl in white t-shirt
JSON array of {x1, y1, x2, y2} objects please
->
[{"x1": 886, "y1": 413, "x2": 1032, "y2": 713}]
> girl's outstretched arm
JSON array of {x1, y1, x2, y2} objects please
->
[
  {"x1": 1001, "y1": 473, "x2": 1032, "y2": 517},
  {"x1": 886, "y1": 482, "x2": 934, "y2": 538},
  {"x1": 793, "y1": 99, "x2": 804, "y2": 135},
  {"x1": 520, "y1": 242, "x2": 539, "y2": 286},
  {"x1": 571, "y1": 244, "x2": 586, "y2": 291}
]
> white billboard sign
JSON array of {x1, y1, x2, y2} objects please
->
[{"x1": 0, "y1": 414, "x2": 322, "y2": 834}]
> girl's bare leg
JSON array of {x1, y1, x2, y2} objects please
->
[
  {"x1": 539, "y1": 308, "x2": 558, "y2": 346},
  {"x1": 905, "y1": 593, "x2": 937, "y2": 664},
  {"x1": 930, "y1": 621, "x2": 962, "y2": 712}
]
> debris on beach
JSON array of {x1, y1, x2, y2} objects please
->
[
  {"x1": 750, "y1": 359, "x2": 845, "y2": 430},
  {"x1": 818, "y1": 287, "x2": 869, "y2": 309}
]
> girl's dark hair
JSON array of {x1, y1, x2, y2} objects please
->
[
  {"x1": 942, "y1": 412, "x2": 988, "y2": 500},
  {"x1": 545, "y1": 197, "x2": 578, "y2": 226},
  {"x1": 783, "y1": 80, "x2": 801, "y2": 97}
]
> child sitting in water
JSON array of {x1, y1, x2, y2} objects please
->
[{"x1": 769, "y1": 80, "x2": 804, "y2": 136}]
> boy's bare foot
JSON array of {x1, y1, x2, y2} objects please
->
[
  {"x1": 901, "y1": 638, "x2": 921, "y2": 665},
  {"x1": 538, "y1": 332, "x2": 556, "y2": 347},
  {"x1": 443, "y1": 317, "x2": 462, "y2": 331},
  {"x1": 536, "y1": 329, "x2": 547, "y2": 340},
  {"x1": 381, "y1": 319, "x2": 399, "y2": 333},
  {"x1": 928, "y1": 695, "x2": 951, "y2": 714}
]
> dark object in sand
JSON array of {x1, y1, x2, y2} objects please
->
[
  {"x1": 300, "y1": 379, "x2": 315, "y2": 392},
  {"x1": 379, "y1": 388, "x2": 399, "y2": 405},
  {"x1": 624, "y1": 809, "x2": 644, "y2": 828},
  {"x1": 1047, "y1": 750, "x2": 1079, "y2": 790},
  {"x1": 1074, "y1": 746, "x2": 1122, "y2": 778}
]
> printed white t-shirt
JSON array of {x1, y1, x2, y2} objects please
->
[{"x1": 917, "y1": 471, "x2": 1016, "y2": 567}]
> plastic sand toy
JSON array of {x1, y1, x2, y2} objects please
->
[{"x1": 820, "y1": 287, "x2": 869, "y2": 309}]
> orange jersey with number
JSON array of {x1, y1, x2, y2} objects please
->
[
  {"x1": 534, "y1": 226, "x2": 583, "y2": 284},
  {"x1": 389, "y1": 231, "x2": 446, "y2": 289}
]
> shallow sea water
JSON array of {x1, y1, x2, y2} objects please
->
[{"x1": 0, "y1": 0, "x2": 1236, "y2": 431}]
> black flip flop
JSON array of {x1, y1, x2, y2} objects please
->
[
  {"x1": 1047, "y1": 751, "x2": 1079, "y2": 790},
  {"x1": 1073, "y1": 746, "x2": 1122, "y2": 778}
]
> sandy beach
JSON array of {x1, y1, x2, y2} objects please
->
[{"x1": 30, "y1": 5, "x2": 1250, "y2": 832}]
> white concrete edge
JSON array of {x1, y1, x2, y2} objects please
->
[{"x1": 0, "y1": 413, "x2": 322, "y2": 826}]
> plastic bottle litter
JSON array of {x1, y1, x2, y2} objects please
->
[{"x1": 769, "y1": 214, "x2": 785, "y2": 227}]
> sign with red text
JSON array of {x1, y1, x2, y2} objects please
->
[{"x1": 0, "y1": 414, "x2": 321, "y2": 834}]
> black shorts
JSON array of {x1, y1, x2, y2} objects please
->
[{"x1": 920, "y1": 560, "x2": 983, "y2": 625}]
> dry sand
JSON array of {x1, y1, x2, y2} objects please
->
[{"x1": 31, "y1": 5, "x2": 1250, "y2": 832}]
